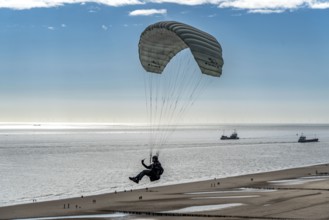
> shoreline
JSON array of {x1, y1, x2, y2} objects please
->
[
  {"x1": 1, "y1": 163, "x2": 329, "y2": 219},
  {"x1": 2, "y1": 162, "x2": 327, "y2": 207}
]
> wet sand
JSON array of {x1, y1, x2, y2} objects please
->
[{"x1": 1, "y1": 164, "x2": 329, "y2": 220}]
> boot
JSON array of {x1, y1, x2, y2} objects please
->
[{"x1": 129, "y1": 177, "x2": 139, "y2": 184}]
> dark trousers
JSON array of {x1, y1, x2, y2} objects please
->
[{"x1": 136, "y1": 170, "x2": 153, "y2": 181}]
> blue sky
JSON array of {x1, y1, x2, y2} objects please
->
[{"x1": 1, "y1": 0, "x2": 329, "y2": 124}]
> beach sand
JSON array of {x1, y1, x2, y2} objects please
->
[{"x1": 1, "y1": 164, "x2": 329, "y2": 220}]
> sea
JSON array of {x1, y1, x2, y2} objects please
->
[{"x1": 1, "y1": 123, "x2": 328, "y2": 207}]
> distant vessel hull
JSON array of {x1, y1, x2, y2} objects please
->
[
  {"x1": 220, "y1": 133, "x2": 239, "y2": 140},
  {"x1": 298, "y1": 138, "x2": 318, "y2": 143},
  {"x1": 298, "y1": 135, "x2": 319, "y2": 143}
]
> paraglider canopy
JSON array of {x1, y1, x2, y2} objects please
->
[
  {"x1": 138, "y1": 20, "x2": 224, "y2": 150},
  {"x1": 139, "y1": 21, "x2": 223, "y2": 77}
]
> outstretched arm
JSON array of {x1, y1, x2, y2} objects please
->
[{"x1": 141, "y1": 159, "x2": 151, "y2": 169}]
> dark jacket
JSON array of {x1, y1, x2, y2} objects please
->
[{"x1": 142, "y1": 160, "x2": 164, "y2": 181}]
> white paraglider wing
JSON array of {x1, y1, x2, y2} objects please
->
[
  {"x1": 139, "y1": 21, "x2": 223, "y2": 77},
  {"x1": 138, "y1": 21, "x2": 224, "y2": 151}
]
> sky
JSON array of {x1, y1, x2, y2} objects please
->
[{"x1": 0, "y1": 0, "x2": 329, "y2": 125}]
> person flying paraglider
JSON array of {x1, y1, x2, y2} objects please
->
[
  {"x1": 129, "y1": 155, "x2": 164, "y2": 184},
  {"x1": 130, "y1": 21, "x2": 223, "y2": 184}
]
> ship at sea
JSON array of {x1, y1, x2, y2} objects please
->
[
  {"x1": 298, "y1": 134, "x2": 319, "y2": 143},
  {"x1": 220, "y1": 130, "x2": 239, "y2": 140}
]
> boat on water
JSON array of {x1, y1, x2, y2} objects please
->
[
  {"x1": 298, "y1": 134, "x2": 319, "y2": 143},
  {"x1": 221, "y1": 130, "x2": 239, "y2": 140}
]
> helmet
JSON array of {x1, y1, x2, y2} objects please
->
[{"x1": 152, "y1": 155, "x2": 158, "y2": 162}]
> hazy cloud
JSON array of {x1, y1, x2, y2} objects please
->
[
  {"x1": 207, "y1": 13, "x2": 217, "y2": 17},
  {"x1": 129, "y1": 9, "x2": 167, "y2": 16},
  {"x1": 218, "y1": 0, "x2": 308, "y2": 12},
  {"x1": 1, "y1": 0, "x2": 329, "y2": 14},
  {"x1": 0, "y1": 0, "x2": 143, "y2": 10},
  {"x1": 248, "y1": 9, "x2": 286, "y2": 14},
  {"x1": 87, "y1": 5, "x2": 101, "y2": 13},
  {"x1": 310, "y1": 1, "x2": 329, "y2": 9},
  {"x1": 101, "y1": 24, "x2": 108, "y2": 30}
]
